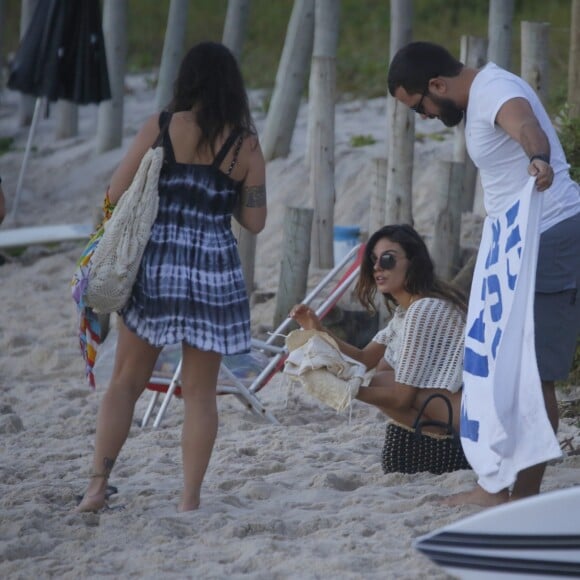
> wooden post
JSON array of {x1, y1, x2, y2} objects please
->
[
  {"x1": 521, "y1": 21, "x2": 550, "y2": 105},
  {"x1": 310, "y1": 0, "x2": 340, "y2": 269},
  {"x1": 429, "y1": 161, "x2": 464, "y2": 281},
  {"x1": 453, "y1": 36, "x2": 487, "y2": 213},
  {"x1": 385, "y1": 98, "x2": 414, "y2": 225},
  {"x1": 17, "y1": 0, "x2": 38, "y2": 127},
  {"x1": 369, "y1": 157, "x2": 388, "y2": 235},
  {"x1": 385, "y1": 0, "x2": 413, "y2": 227},
  {"x1": 96, "y1": 0, "x2": 128, "y2": 153},
  {"x1": 155, "y1": 0, "x2": 189, "y2": 111},
  {"x1": 569, "y1": 0, "x2": 580, "y2": 118},
  {"x1": 261, "y1": 0, "x2": 315, "y2": 161},
  {"x1": 487, "y1": 0, "x2": 514, "y2": 70},
  {"x1": 223, "y1": 0, "x2": 254, "y2": 297},
  {"x1": 222, "y1": 0, "x2": 251, "y2": 62},
  {"x1": 273, "y1": 206, "x2": 314, "y2": 328},
  {"x1": 56, "y1": 100, "x2": 79, "y2": 139}
]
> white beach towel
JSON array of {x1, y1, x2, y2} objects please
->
[
  {"x1": 284, "y1": 330, "x2": 367, "y2": 412},
  {"x1": 461, "y1": 177, "x2": 561, "y2": 493}
]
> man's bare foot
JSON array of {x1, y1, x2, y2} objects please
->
[{"x1": 442, "y1": 485, "x2": 509, "y2": 507}]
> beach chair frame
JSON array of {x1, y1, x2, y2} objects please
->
[{"x1": 140, "y1": 243, "x2": 366, "y2": 428}]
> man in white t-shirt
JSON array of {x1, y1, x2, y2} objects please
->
[{"x1": 387, "y1": 41, "x2": 580, "y2": 507}]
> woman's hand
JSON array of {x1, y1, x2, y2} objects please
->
[{"x1": 288, "y1": 304, "x2": 323, "y2": 331}]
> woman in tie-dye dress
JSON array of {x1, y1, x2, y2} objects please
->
[{"x1": 76, "y1": 42, "x2": 267, "y2": 513}]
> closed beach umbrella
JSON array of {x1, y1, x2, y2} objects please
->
[
  {"x1": 6, "y1": 0, "x2": 111, "y2": 222},
  {"x1": 8, "y1": 0, "x2": 111, "y2": 105}
]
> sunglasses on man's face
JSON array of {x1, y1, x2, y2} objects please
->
[
  {"x1": 411, "y1": 87, "x2": 429, "y2": 116},
  {"x1": 369, "y1": 251, "x2": 397, "y2": 270}
]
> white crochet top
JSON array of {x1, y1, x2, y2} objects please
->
[{"x1": 372, "y1": 297, "x2": 465, "y2": 392}]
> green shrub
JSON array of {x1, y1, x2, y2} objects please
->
[
  {"x1": 350, "y1": 134, "x2": 376, "y2": 147},
  {"x1": 558, "y1": 105, "x2": 580, "y2": 182}
]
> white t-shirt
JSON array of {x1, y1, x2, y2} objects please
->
[
  {"x1": 465, "y1": 62, "x2": 580, "y2": 232},
  {"x1": 372, "y1": 297, "x2": 465, "y2": 392}
]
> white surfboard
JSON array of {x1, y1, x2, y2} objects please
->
[
  {"x1": 415, "y1": 486, "x2": 580, "y2": 579},
  {"x1": 0, "y1": 223, "x2": 93, "y2": 249}
]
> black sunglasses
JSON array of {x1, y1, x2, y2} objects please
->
[
  {"x1": 411, "y1": 87, "x2": 429, "y2": 115},
  {"x1": 369, "y1": 251, "x2": 397, "y2": 270}
]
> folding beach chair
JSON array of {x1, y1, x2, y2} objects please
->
[{"x1": 140, "y1": 243, "x2": 366, "y2": 428}]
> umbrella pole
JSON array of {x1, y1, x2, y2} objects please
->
[{"x1": 9, "y1": 96, "x2": 44, "y2": 224}]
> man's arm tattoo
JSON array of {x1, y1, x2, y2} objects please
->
[{"x1": 242, "y1": 184, "x2": 266, "y2": 208}]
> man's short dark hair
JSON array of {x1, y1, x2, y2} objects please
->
[{"x1": 387, "y1": 41, "x2": 464, "y2": 97}]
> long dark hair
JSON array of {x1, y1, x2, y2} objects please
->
[
  {"x1": 355, "y1": 224, "x2": 467, "y2": 315},
  {"x1": 169, "y1": 41, "x2": 256, "y2": 155}
]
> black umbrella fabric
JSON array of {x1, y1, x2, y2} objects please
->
[{"x1": 8, "y1": 0, "x2": 111, "y2": 105}]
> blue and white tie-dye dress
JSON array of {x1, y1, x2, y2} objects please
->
[{"x1": 121, "y1": 112, "x2": 251, "y2": 355}]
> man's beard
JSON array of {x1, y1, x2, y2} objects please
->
[{"x1": 431, "y1": 95, "x2": 464, "y2": 127}]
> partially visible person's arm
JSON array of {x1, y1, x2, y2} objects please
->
[
  {"x1": 0, "y1": 180, "x2": 5, "y2": 225},
  {"x1": 495, "y1": 97, "x2": 553, "y2": 192},
  {"x1": 107, "y1": 114, "x2": 160, "y2": 204},
  {"x1": 233, "y1": 135, "x2": 267, "y2": 234}
]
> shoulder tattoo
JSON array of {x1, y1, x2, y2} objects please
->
[{"x1": 242, "y1": 184, "x2": 266, "y2": 208}]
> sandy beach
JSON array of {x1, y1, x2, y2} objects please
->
[{"x1": 0, "y1": 77, "x2": 579, "y2": 579}]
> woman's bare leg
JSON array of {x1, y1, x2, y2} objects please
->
[
  {"x1": 75, "y1": 320, "x2": 162, "y2": 512},
  {"x1": 178, "y1": 345, "x2": 221, "y2": 512},
  {"x1": 356, "y1": 371, "x2": 462, "y2": 433}
]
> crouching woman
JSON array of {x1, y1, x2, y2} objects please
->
[{"x1": 290, "y1": 224, "x2": 467, "y2": 433}]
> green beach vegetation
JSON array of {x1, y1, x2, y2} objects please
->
[{"x1": 1, "y1": 0, "x2": 575, "y2": 113}]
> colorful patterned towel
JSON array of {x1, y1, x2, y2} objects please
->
[{"x1": 71, "y1": 192, "x2": 116, "y2": 387}]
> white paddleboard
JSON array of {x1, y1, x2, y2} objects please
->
[
  {"x1": 0, "y1": 223, "x2": 92, "y2": 249},
  {"x1": 415, "y1": 486, "x2": 580, "y2": 579}
]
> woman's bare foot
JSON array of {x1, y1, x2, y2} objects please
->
[
  {"x1": 74, "y1": 491, "x2": 107, "y2": 513},
  {"x1": 442, "y1": 485, "x2": 509, "y2": 507},
  {"x1": 74, "y1": 474, "x2": 109, "y2": 513},
  {"x1": 178, "y1": 490, "x2": 201, "y2": 512}
]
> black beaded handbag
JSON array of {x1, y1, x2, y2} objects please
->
[{"x1": 381, "y1": 393, "x2": 471, "y2": 475}]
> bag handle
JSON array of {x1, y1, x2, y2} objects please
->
[{"x1": 412, "y1": 392, "x2": 458, "y2": 440}]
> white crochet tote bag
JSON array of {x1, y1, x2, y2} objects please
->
[{"x1": 85, "y1": 145, "x2": 164, "y2": 313}]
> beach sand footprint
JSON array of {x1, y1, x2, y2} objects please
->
[{"x1": 309, "y1": 471, "x2": 364, "y2": 491}]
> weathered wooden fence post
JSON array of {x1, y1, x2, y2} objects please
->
[
  {"x1": 369, "y1": 158, "x2": 388, "y2": 235},
  {"x1": 17, "y1": 0, "x2": 38, "y2": 126},
  {"x1": 222, "y1": 0, "x2": 251, "y2": 61},
  {"x1": 521, "y1": 21, "x2": 550, "y2": 105},
  {"x1": 155, "y1": 0, "x2": 189, "y2": 111},
  {"x1": 261, "y1": 0, "x2": 315, "y2": 161},
  {"x1": 96, "y1": 0, "x2": 128, "y2": 153},
  {"x1": 569, "y1": 0, "x2": 580, "y2": 117},
  {"x1": 223, "y1": 0, "x2": 256, "y2": 297},
  {"x1": 488, "y1": 0, "x2": 514, "y2": 70},
  {"x1": 56, "y1": 100, "x2": 79, "y2": 139},
  {"x1": 385, "y1": 0, "x2": 414, "y2": 226},
  {"x1": 273, "y1": 206, "x2": 314, "y2": 328},
  {"x1": 429, "y1": 161, "x2": 464, "y2": 281},
  {"x1": 310, "y1": 0, "x2": 340, "y2": 269},
  {"x1": 453, "y1": 35, "x2": 487, "y2": 213}
]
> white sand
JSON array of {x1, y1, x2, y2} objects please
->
[{"x1": 1, "y1": 78, "x2": 578, "y2": 579}]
